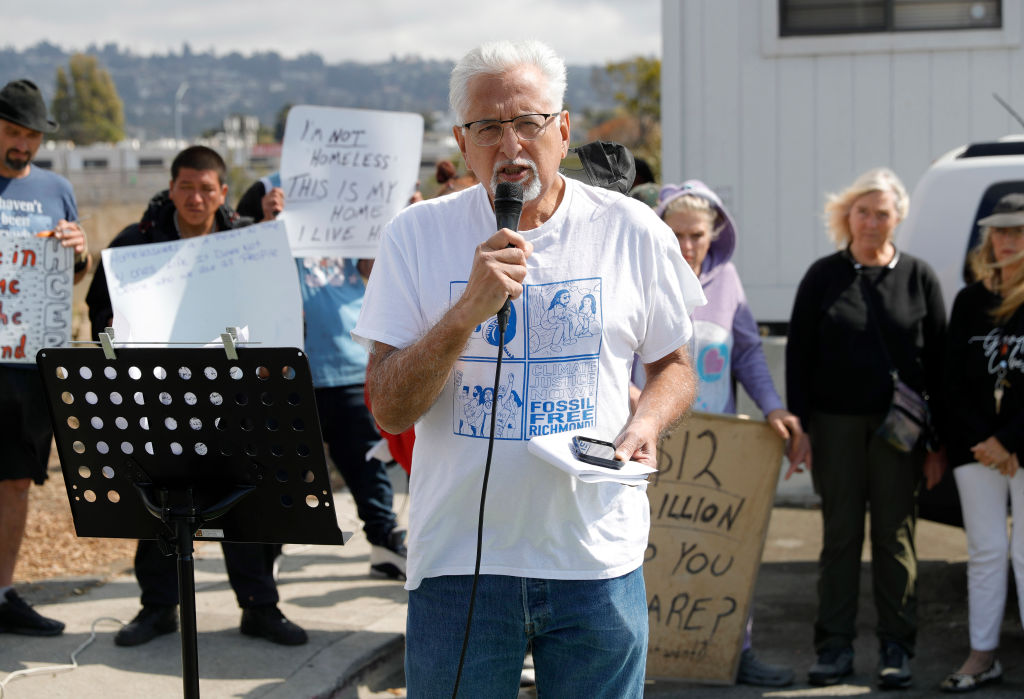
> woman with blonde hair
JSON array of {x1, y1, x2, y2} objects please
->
[
  {"x1": 940, "y1": 192, "x2": 1024, "y2": 692},
  {"x1": 786, "y1": 167, "x2": 947, "y2": 689}
]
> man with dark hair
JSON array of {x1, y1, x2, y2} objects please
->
[
  {"x1": 0, "y1": 78, "x2": 90, "y2": 637},
  {"x1": 85, "y1": 146, "x2": 308, "y2": 647}
]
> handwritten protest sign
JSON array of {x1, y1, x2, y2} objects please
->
[
  {"x1": 101, "y1": 221, "x2": 302, "y2": 348},
  {"x1": 0, "y1": 235, "x2": 72, "y2": 363},
  {"x1": 278, "y1": 105, "x2": 423, "y2": 258},
  {"x1": 645, "y1": 412, "x2": 783, "y2": 684}
]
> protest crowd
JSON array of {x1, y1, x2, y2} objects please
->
[{"x1": 1, "y1": 36, "x2": 1023, "y2": 698}]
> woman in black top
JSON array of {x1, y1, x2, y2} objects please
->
[
  {"x1": 786, "y1": 168, "x2": 947, "y2": 689},
  {"x1": 939, "y1": 193, "x2": 1024, "y2": 693}
]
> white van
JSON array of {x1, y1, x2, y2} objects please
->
[{"x1": 900, "y1": 136, "x2": 1024, "y2": 306}]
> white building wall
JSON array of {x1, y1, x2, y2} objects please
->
[{"x1": 662, "y1": 0, "x2": 1024, "y2": 322}]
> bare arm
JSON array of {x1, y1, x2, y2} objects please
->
[
  {"x1": 614, "y1": 347, "x2": 696, "y2": 467},
  {"x1": 366, "y1": 228, "x2": 532, "y2": 433}
]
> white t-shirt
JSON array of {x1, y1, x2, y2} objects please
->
[{"x1": 353, "y1": 177, "x2": 705, "y2": 589}]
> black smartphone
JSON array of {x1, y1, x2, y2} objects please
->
[{"x1": 572, "y1": 436, "x2": 625, "y2": 470}]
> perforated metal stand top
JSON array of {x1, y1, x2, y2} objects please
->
[{"x1": 38, "y1": 345, "x2": 349, "y2": 546}]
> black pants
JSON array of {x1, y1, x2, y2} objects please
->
[
  {"x1": 134, "y1": 539, "x2": 278, "y2": 609},
  {"x1": 810, "y1": 411, "x2": 921, "y2": 654},
  {"x1": 315, "y1": 384, "x2": 397, "y2": 546}
]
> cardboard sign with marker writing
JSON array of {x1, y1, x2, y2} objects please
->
[
  {"x1": 0, "y1": 236, "x2": 72, "y2": 363},
  {"x1": 278, "y1": 105, "x2": 423, "y2": 259},
  {"x1": 645, "y1": 411, "x2": 783, "y2": 684}
]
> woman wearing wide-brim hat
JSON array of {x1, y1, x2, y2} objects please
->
[{"x1": 940, "y1": 192, "x2": 1024, "y2": 693}]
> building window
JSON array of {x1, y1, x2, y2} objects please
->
[
  {"x1": 138, "y1": 158, "x2": 164, "y2": 169},
  {"x1": 82, "y1": 158, "x2": 109, "y2": 170},
  {"x1": 780, "y1": 0, "x2": 1001, "y2": 36}
]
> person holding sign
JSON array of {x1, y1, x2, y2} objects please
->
[
  {"x1": 630, "y1": 180, "x2": 808, "y2": 686},
  {"x1": 786, "y1": 168, "x2": 947, "y2": 689},
  {"x1": 85, "y1": 147, "x2": 308, "y2": 648},
  {"x1": 354, "y1": 40, "x2": 703, "y2": 698},
  {"x1": 0, "y1": 78, "x2": 90, "y2": 638},
  {"x1": 236, "y1": 172, "x2": 409, "y2": 579}
]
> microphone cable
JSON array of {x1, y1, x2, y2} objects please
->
[
  {"x1": 451, "y1": 181, "x2": 523, "y2": 698},
  {"x1": 451, "y1": 307, "x2": 509, "y2": 699}
]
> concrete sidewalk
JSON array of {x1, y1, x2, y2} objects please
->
[
  {"x1": 4, "y1": 472, "x2": 1024, "y2": 697},
  {"x1": 0, "y1": 466, "x2": 411, "y2": 699}
]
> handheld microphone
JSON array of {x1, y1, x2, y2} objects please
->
[
  {"x1": 493, "y1": 182, "x2": 524, "y2": 331},
  {"x1": 494, "y1": 181, "x2": 524, "y2": 232}
]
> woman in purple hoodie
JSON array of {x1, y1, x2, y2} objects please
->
[{"x1": 634, "y1": 181, "x2": 809, "y2": 686}]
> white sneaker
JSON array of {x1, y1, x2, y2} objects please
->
[{"x1": 369, "y1": 528, "x2": 407, "y2": 580}]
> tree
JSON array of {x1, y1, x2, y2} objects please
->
[
  {"x1": 595, "y1": 56, "x2": 662, "y2": 180},
  {"x1": 273, "y1": 103, "x2": 293, "y2": 142},
  {"x1": 50, "y1": 54, "x2": 125, "y2": 145}
]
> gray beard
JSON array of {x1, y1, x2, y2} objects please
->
[{"x1": 490, "y1": 159, "x2": 542, "y2": 203}]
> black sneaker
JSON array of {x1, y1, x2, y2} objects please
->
[
  {"x1": 114, "y1": 605, "x2": 178, "y2": 646},
  {"x1": 878, "y1": 641, "x2": 912, "y2": 689},
  {"x1": 239, "y1": 605, "x2": 307, "y2": 645},
  {"x1": 0, "y1": 589, "x2": 64, "y2": 636},
  {"x1": 809, "y1": 645, "x2": 854, "y2": 686},
  {"x1": 737, "y1": 648, "x2": 795, "y2": 686},
  {"x1": 369, "y1": 528, "x2": 407, "y2": 580}
]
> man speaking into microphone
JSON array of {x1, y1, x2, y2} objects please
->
[{"x1": 353, "y1": 40, "x2": 704, "y2": 698}]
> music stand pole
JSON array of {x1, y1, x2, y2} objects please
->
[{"x1": 175, "y1": 510, "x2": 200, "y2": 699}]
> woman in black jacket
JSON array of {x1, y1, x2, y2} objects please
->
[
  {"x1": 940, "y1": 193, "x2": 1024, "y2": 693},
  {"x1": 786, "y1": 167, "x2": 946, "y2": 689}
]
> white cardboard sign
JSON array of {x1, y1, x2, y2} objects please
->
[
  {"x1": 0, "y1": 235, "x2": 73, "y2": 363},
  {"x1": 278, "y1": 105, "x2": 424, "y2": 258},
  {"x1": 101, "y1": 221, "x2": 302, "y2": 347}
]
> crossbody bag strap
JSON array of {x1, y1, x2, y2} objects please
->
[{"x1": 851, "y1": 255, "x2": 897, "y2": 379}]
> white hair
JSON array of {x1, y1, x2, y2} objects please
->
[{"x1": 449, "y1": 40, "x2": 567, "y2": 124}]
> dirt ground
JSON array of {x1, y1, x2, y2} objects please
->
[{"x1": 15, "y1": 451, "x2": 138, "y2": 583}]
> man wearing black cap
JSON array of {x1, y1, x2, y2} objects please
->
[{"x1": 0, "y1": 78, "x2": 90, "y2": 637}]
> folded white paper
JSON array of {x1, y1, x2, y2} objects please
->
[{"x1": 528, "y1": 429, "x2": 656, "y2": 486}]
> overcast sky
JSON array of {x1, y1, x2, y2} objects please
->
[{"x1": 4, "y1": 1, "x2": 661, "y2": 65}]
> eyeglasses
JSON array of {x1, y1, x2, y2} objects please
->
[{"x1": 461, "y1": 113, "x2": 559, "y2": 147}]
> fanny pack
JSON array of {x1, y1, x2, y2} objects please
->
[{"x1": 876, "y1": 371, "x2": 931, "y2": 452}]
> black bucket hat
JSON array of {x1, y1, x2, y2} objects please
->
[
  {"x1": 978, "y1": 192, "x2": 1024, "y2": 228},
  {"x1": 0, "y1": 79, "x2": 58, "y2": 134},
  {"x1": 560, "y1": 141, "x2": 636, "y2": 194}
]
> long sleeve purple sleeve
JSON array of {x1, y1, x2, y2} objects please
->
[{"x1": 731, "y1": 291, "x2": 784, "y2": 416}]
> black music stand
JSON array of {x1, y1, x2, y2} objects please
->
[{"x1": 38, "y1": 337, "x2": 350, "y2": 699}]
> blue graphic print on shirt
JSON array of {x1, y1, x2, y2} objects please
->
[{"x1": 450, "y1": 277, "x2": 602, "y2": 440}]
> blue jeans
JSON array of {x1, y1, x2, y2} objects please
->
[
  {"x1": 406, "y1": 569, "x2": 647, "y2": 698},
  {"x1": 315, "y1": 384, "x2": 397, "y2": 545}
]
